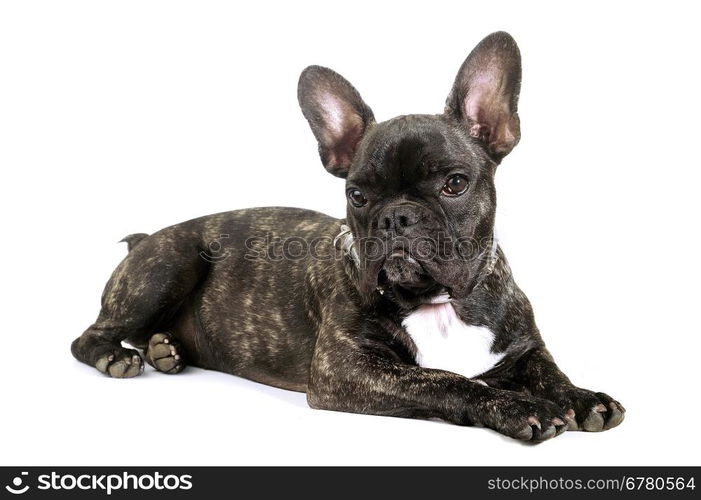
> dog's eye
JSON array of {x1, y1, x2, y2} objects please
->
[
  {"x1": 347, "y1": 188, "x2": 368, "y2": 207},
  {"x1": 441, "y1": 175, "x2": 469, "y2": 196}
]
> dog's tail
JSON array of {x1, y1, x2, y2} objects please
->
[{"x1": 119, "y1": 233, "x2": 149, "y2": 252}]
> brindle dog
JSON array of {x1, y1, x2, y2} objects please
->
[{"x1": 72, "y1": 32, "x2": 624, "y2": 442}]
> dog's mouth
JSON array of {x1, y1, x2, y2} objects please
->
[
  {"x1": 382, "y1": 250, "x2": 425, "y2": 283},
  {"x1": 357, "y1": 240, "x2": 474, "y2": 300},
  {"x1": 372, "y1": 250, "x2": 455, "y2": 303}
]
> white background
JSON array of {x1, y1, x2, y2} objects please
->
[{"x1": 1, "y1": 0, "x2": 700, "y2": 466}]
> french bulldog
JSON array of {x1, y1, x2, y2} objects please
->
[{"x1": 72, "y1": 32, "x2": 624, "y2": 441}]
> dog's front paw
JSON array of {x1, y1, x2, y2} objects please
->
[
  {"x1": 95, "y1": 348, "x2": 144, "y2": 378},
  {"x1": 551, "y1": 387, "x2": 625, "y2": 432},
  {"x1": 481, "y1": 394, "x2": 570, "y2": 442}
]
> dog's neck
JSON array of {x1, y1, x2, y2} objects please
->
[
  {"x1": 333, "y1": 224, "x2": 499, "y2": 294},
  {"x1": 333, "y1": 224, "x2": 360, "y2": 266}
]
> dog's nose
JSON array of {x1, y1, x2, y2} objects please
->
[{"x1": 379, "y1": 204, "x2": 420, "y2": 233}]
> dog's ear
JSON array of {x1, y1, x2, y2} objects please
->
[
  {"x1": 445, "y1": 31, "x2": 521, "y2": 162},
  {"x1": 298, "y1": 66, "x2": 375, "y2": 178}
]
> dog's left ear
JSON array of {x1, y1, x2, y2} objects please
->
[
  {"x1": 445, "y1": 31, "x2": 522, "y2": 162},
  {"x1": 298, "y1": 66, "x2": 375, "y2": 178}
]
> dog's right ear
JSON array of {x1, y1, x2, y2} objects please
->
[{"x1": 298, "y1": 66, "x2": 375, "y2": 178}]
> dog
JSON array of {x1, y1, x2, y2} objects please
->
[{"x1": 72, "y1": 32, "x2": 624, "y2": 441}]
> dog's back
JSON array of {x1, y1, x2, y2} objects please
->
[{"x1": 73, "y1": 207, "x2": 342, "y2": 389}]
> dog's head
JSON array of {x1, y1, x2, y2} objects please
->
[{"x1": 298, "y1": 32, "x2": 521, "y2": 304}]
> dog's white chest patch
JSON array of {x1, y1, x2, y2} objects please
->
[{"x1": 402, "y1": 302, "x2": 504, "y2": 379}]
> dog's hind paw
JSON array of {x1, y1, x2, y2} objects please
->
[
  {"x1": 146, "y1": 333, "x2": 185, "y2": 374},
  {"x1": 95, "y1": 348, "x2": 144, "y2": 378}
]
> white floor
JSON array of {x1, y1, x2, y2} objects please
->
[{"x1": 0, "y1": 326, "x2": 691, "y2": 466}]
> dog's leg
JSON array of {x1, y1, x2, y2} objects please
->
[
  {"x1": 71, "y1": 228, "x2": 207, "y2": 378},
  {"x1": 512, "y1": 346, "x2": 626, "y2": 431},
  {"x1": 307, "y1": 324, "x2": 569, "y2": 442}
]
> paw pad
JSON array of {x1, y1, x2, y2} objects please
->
[
  {"x1": 146, "y1": 333, "x2": 185, "y2": 374},
  {"x1": 95, "y1": 349, "x2": 144, "y2": 378}
]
